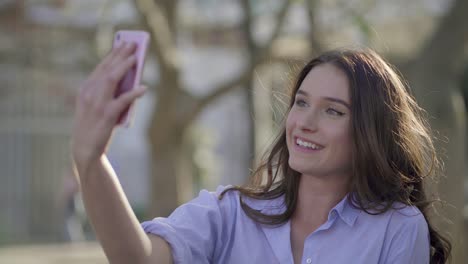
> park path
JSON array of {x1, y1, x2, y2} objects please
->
[{"x1": 0, "y1": 242, "x2": 107, "y2": 264}]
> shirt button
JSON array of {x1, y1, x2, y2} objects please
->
[{"x1": 306, "y1": 258, "x2": 312, "y2": 263}]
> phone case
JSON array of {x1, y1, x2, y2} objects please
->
[{"x1": 112, "y1": 30, "x2": 150, "y2": 127}]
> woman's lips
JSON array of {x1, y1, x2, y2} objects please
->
[{"x1": 293, "y1": 136, "x2": 324, "y2": 153}]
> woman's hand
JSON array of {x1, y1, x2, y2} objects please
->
[{"x1": 71, "y1": 42, "x2": 146, "y2": 171}]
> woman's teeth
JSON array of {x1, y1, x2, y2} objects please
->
[{"x1": 296, "y1": 138, "x2": 322, "y2": 150}]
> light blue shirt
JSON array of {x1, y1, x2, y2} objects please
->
[{"x1": 141, "y1": 185, "x2": 429, "y2": 263}]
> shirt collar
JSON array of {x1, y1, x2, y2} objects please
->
[
  {"x1": 243, "y1": 192, "x2": 361, "y2": 226},
  {"x1": 330, "y1": 193, "x2": 361, "y2": 227},
  {"x1": 239, "y1": 192, "x2": 287, "y2": 215},
  {"x1": 243, "y1": 194, "x2": 294, "y2": 262}
]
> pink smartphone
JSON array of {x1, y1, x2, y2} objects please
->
[{"x1": 112, "y1": 30, "x2": 150, "y2": 127}]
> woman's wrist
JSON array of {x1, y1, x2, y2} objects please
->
[{"x1": 72, "y1": 150, "x2": 105, "y2": 181}]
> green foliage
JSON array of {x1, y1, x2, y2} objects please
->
[{"x1": 350, "y1": 12, "x2": 373, "y2": 41}]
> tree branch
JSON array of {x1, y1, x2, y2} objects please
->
[
  {"x1": 240, "y1": 0, "x2": 256, "y2": 54},
  {"x1": 255, "y1": 0, "x2": 292, "y2": 62},
  {"x1": 182, "y1": 0, "x2": 293, "y2": 125},
  {"x1": 305, "y1": 0, "x2": 323, "y2": 55},
  {"x1": 180, "y1": 65, "x2": 252, "y2": 126},
  {"x1": 134, "y1": 0, "x2": 179, "y2": 74},
  {"x1": 134, "y1": 0, "x2": 182, "y2": 102},
  {"x1": 158, "y1": 0, "x2": 178, "y2": 34}
]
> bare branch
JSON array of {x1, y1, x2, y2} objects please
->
[
  {"x1": 257, "y1": 0, "x2": 292, "y2": 61},
  {"x1": 158, "y1": 0, "x2": 178, "y2": 33},
  {"x1": 134, "y1": 0, "x2": 179, "y2": 74},
  {"x1": 183, "y1": 0, "x2": 293, "y2": 125},
  {"x1": 182, "y1": 65, "x2": 254, "y2": 125},
  {"x1": 305, "y1": 0, "x2": 323, "y2": 55},
  {"x1": 240, "y1": 0, "x2": 256, "y2": 53}
]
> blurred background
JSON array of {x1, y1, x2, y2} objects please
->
[{"x1": 0, "y1": 0, "x2": 467, "y2": 263}]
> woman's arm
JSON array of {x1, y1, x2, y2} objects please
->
[
  {"x1": 74, "y1": 155, "x2": 173, "y2": 264},
  {"x1": 71, "y1": 42, "x2": 172, "y2": 264}
]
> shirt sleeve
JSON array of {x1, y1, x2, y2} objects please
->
[
  {"x1": 140, "y1": 185, "x2": 233, "y2": 264},
  {"x1": 383, "y1": 208, "x2": 430, "y2": 264}
]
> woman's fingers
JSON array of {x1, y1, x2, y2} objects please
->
[
  {"x1": 108, "y1": 85, "x2": 147, "y2": 119},
  {"x1": 98, "y1": 53, "x2": 138, "y2": 101},
  {"x1": 77, "y1": 40, "x2": 139, "y2": 114},
  {"x1": 80, "y1": 43, "x2": 124, "y2": 97},
  {"x1": 71, "y1": 42, "x2": 144, "y2": 167},
  {"x1": 94, "y1": 42, "x2": 126, "y2": 75},
  {"x1": 106, "y1": 42, "x2": 137, "y2": 70}
]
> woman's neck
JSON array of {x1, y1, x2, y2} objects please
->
[{"x1": 292, "y1": 173, "x2": 350, "y2": 226}]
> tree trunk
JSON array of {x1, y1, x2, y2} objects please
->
[
  {"x1": 402, "y1": 0, "x2": 468, "y2": 260},
  {"x1": 408, "y1": 67, "x2": 467, "y2": 262},
  {"x1": 148, "y1": 139, "x2": 183, "y2": 217},
  {"x1": 147, "y1": 62, "x2": 185, "y2": 216},
  {"x1": 148, "y1": 107, "x2": 186, "y2": 217}
]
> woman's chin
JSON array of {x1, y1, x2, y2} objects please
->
[{"x1": 288, "y1": 161, "x2": 320, "y2": 176}]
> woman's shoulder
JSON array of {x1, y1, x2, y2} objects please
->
[
  {"x1": 194, "y1": 185, "x2": 263, "y2": 214},
  {"x1": 389, "y1": 205, "x2": 428, "y2": 241},
  {"x1": 359, "y1": 201, "x2": 428, "y2": 237},
  {"x1": 379, "y1": 203, "x2": 430, "y2": 262},
  {"x1": 359, "y1": 200, "x2": 425, "y2": 220},
  {"x1": 353, "y1": 201, "x2": 429, "y2": 253},
  {"x1": 189, "y1": 185, "x2": 240, "y2": 213},
  {"x1": 356, "y1": 201, "x2": 428, "y2": 234},
  {"x1": 207, "y1": 185, "x2": 284, "y2": 214},
  {"x1": 386, "y1": 202, "x2": 427, "y2": 224}
]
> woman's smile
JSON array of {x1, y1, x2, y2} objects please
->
[{"x1": 293, "y1": 136, "x2": 324, "y2": 152}]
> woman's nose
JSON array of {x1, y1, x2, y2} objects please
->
[{"x1": 297, "y1": 112, "x2": 318, "y2": 132}]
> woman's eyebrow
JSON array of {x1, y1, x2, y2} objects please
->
[
  {"x1": 323, "y1": 97, "x2": 351, "y2": 109},
  {"x1": 296, "y1": 90, "x2": 351, "y2": 109}
]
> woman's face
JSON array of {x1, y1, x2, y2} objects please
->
[{"x1": 286, "y1": 63, "x2": 352, "y2": 179}]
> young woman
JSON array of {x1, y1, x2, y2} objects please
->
[{"x1": 71, "y1": 44, "x2": 451, "y2": 263}]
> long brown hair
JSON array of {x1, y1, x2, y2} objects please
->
[{"x1": 220, "y1": 48, "x2": 451, "y2": 263}]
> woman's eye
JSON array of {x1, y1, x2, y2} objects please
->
[
  {"x1": 326, "y1": 108, "x2": 344, "y2": 116},
  {"x1": 295, "y1": 99, "x2": 308, "y2": 107}
]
